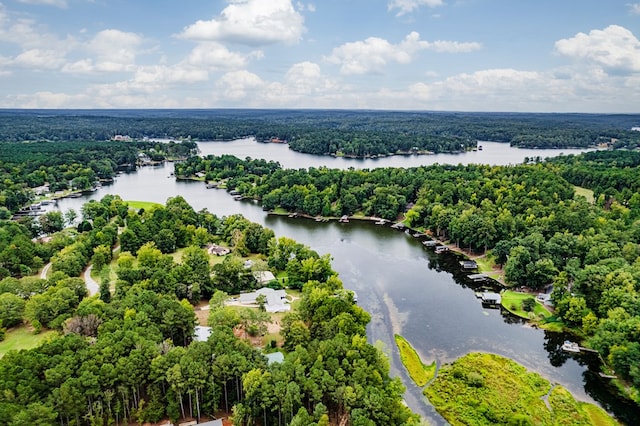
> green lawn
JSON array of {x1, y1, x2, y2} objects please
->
[
  {"x1": 0, "y1": 326, "x2": 56, "y2": 358},
  {"x1": 125, "y1": 200, "x2": 163, "y2": 211},
  {"x1": 394, "y1": 334, "x2": 436, "y2": 387},
  {"x1": 501, "y1": 290, "x2": 564, "y2": 331}
]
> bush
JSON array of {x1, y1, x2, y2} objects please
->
[
  {"x1": 467, "y1": 371, "x2": 484, "y2": 387},
  {"x1": 522, "y1": 297, "x2": 536, "y2": 312},
  {"x1": 31, "y1": 319, "x2": 42, "y2": 334}
]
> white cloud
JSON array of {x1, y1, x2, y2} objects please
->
[
  {"x1": 185, "y1": 42, "x2": 250, "y2": 70},
  {"x1": 326, "y1": 32, "x2": 480, "y2": 75},
  {"x1": 388, "y1": 0, "x2": 444, "y2": 17},
  {"x1": 629, "y1": 3, "x2": 640, "y2": 15},
  {"x1": 13, "y1": 48, "x2": 64, "y2": 69},
  {"x1": 0, "y1": 8, "x2": 74, "y2": 52},
  {"x1": 63, "y1": 29, "x2": 145, "y2": 73},
  {"x1": 296, "y1": 2, "x2": 315, "y2": 12},
  {"x1": 555, "y1": 25, "x2": 640, "y2": 73},
  {"x1": 87, "y1": 29, "x2": 144, "y2": 72},
  {"x1": 215, "y1": 70, "x2": 265, "y2": 100},
  {"x1": 396, "y1": 67, "x2": 636, "y2": 112},
  {"x1": 179, "y1": 0, "x2": 305, "y2": 46},
  {"x1": 131, "y1": 65, "x2": 209, "y2": 88},
  {"x1": 17, "y1": 0, "x2": 68, "y2": 8}
]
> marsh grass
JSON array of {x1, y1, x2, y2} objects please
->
[
  {"x1": 424, "y1": 352, "x2": 619, "y2": 426},
  {"x1": 394, "y1": 334, "x2": 436, "y2": 387}
]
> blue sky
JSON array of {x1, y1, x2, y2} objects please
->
[{"x1": 0, "y1": 0, "x2": 639, "y2": 112}]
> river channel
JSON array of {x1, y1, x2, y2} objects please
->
[{"x1": 54, "y1": 139, "x2": 637, "y2": 424}]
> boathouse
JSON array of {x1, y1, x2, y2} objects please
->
[
  {"x1": 481, "y1": 292, "x2": 502, "y2": 306},
  {"x1": 460, "y1": 260, "x2": 478, "y2": 269}
]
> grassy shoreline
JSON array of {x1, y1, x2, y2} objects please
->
[{"x1": 394, "y1": 334, "x2": 436, "y2": 387}]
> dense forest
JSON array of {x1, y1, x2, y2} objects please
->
[
  {"x1": 176, "y1": 149, "x2": 640, "y2": 405},
  {"x1": 1, "y1": 109, "x2": 639, "y2": 158},
  {"x1": 0, "y1": 139, "x2": 197, "y2": 216},
  {"x1": 0, "y1": 196, "x2": 417, "y2": 425}
]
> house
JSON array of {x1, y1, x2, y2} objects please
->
[
  {"x1": 253, "y1": 270, "x2": 277, "y2": 285},
  {"x1": 193, "y1": 420, "x2": 223, "y2": 426},
  {"x1": 207, "y1": 244, "x2": 230, "y2": 256},
  {"x1": 536, "y1": 292, "x2": 553, "y2": 306},
  {"x1": 194, "y1": 326, "x2": 212, "y2": 342},
  {"x1": 238, "y1": 287, "x2": 290, "y2": 313},
  {"x1": 265, "y1": 351, "x2": 285, "y2": 365}
]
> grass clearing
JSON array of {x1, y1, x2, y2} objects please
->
[
  {"x1": 0, "y1": 326, "x2": 56, "y2": 358},
  {"x1": 125, "y1": 200, "x2": 163, "y2": 211},
  {"x1": 574, "y1": 186, "x2": 595, "y2": 204},
  {"x1": 394, "y1": 334, "x2": 436, "y2": 387}
]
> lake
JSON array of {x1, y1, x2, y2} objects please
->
[{"x1": 54, "y1": 139, "x2": 636, "y2": 424}]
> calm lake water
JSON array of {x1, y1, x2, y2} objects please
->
[{"x1": 54, "y1": 139, "x2": 637, "y2": 424}]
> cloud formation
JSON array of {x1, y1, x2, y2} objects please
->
[
  {"x1": 629, "y1": 3, "x2": 640, "y2": 15},
  {"x1": 179, "y1": 0, "x2": 305, "y2": 46},
  {"x1": 555, "y1": 25, "x2": 640, "y2": 73},
  {"x1": 326, "y1": 32, "x2": 481, "y2": 75},
  {"x1": 63, "y1": 29, "x2": 144, "y2": 73},
  {"x1": 17, "y1": 0, "x2": 67, "y2": 8},
  {"x1": 388, "y1": 0, "x2": 444, "y2": 16}
]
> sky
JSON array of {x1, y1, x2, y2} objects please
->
[{"x1": 0, "y1": 0, "x2": 639, "y2": 112}]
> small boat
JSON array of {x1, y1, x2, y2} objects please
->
[
  {"x1": 562, "y1": 341, "x2": 580, "y2": 353},
  {"x1": 339, "y1": 215, "x2": 350, "y2": 223},
  {"x1": 435, "y1": 246, "x2": 449, "y2": 254},
  {"x1": 375, "y1": 219, "x2": 387, "y2": 225}
]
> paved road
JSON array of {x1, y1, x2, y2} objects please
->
[{"x1": 83, "y1": 264, "x2": 99, "y2": 296}]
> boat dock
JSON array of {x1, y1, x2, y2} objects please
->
[{"x1": 468, "y1": 273, "x2": 488, "y2": 282}]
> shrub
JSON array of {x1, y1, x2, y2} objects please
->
[
  {"x1": 467, "y1": 371, "x2": 484, "y2": 387},
  {"x1": 522, "y1": 297, "x2": 536, "y2": 312}
]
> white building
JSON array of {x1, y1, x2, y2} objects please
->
[{"x1": 238, "y1": 287, "x2": 290, "y2": 313}]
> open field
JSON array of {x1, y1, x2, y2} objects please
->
[
  {"x1": 574, "y1": 186, "x2": 595, "y2": 204},
  {"x1": 125, "y1": 200, "x2": 163, "y2": 211},
  {"x1": 0, "y1": 326, "x2": 56, "y2": 358}
]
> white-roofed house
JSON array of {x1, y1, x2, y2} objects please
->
[
  {"x1": 238, "y1": 287, "x2": 290, "y2": 313},
  {"x1": 194, "y1": 325, "x2": 212, "y2": 342}
]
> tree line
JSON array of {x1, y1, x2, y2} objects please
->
[
  {"x1": 1, "y1": 110, "x2": 639, "y2": 158},
  {"x1": 0, "y1": 139, "x2": 197, "y2": 216}
]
